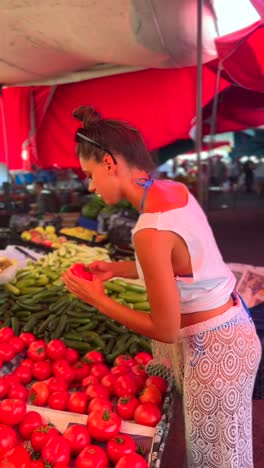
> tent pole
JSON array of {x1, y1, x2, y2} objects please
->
[
  {"x1": 0, "y1": 89, "x2": 10, "y2": 182},
  {"x1": 196, "y1": 0, "x2": 204, "y2": 206}
]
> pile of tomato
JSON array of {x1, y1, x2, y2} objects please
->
[{"x1": 0, "y1": 327, "x2": 169, "y2": 467}]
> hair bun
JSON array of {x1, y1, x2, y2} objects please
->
[{"x1": 73, "y1": 105, "x2": 102, "y2": 128}]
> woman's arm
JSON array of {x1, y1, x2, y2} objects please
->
[{"x1": 111, "y1": 261, "x2": 139, "y2": 279}]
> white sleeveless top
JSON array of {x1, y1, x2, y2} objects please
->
[{"x1": 131, "y1": 191, "x2": 236, "y2": 314}]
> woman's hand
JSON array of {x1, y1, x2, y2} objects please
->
[
  {"x1": 62, "y1": 268, "x2": 106, "y2": 306},
  {"x1": 88, "y1": 261, "x2": 115, "y2": 281}
]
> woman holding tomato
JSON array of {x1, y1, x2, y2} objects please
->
[{"x1": 63, "y1": 105, "x2": 261, "y2": 468}]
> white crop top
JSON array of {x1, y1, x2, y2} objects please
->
[{"x1": 131, "y1": 191, "x2": 236, "y2": 314}]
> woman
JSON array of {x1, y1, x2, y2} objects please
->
[{"x1": 63, "y1": 106, "x2": 261, "y2": 468}]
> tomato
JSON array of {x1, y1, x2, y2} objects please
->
[
  {"x1": 14, "y1": 364, "x2": 32, "y2": 384},
  {"x1": 110, "y1": 365, "x2": 130, "y2": 377},
  {"x1": 145, "y1": 376, "x2": 167, "y2": 395},
  {"x1": 114, "y1": 355, "x2": 135, "y2": 368},
  {"x1": 82, "y1": 375, "x2": 98, "y2": 388},
  {"x1": 116, "y1": 395, "x2": 139, "y2": 420},
  {"x1": 4, "y1": 374, "x2": 20, "y2": 388},
  {"x1": 30, "y1": 461, "x2": 45, "y2": 468},
  {"x1": 41, "y1": 436, "x2": 71, "y2": 465},
  {"x1": 0, "y1": 343, "x2": 15, "y2": 362},
  {"x1": 65, "y1": 347, "x2": 79, "y2": 364},
  {"x1": 70, "y1": 263, "x2": 93, "y2": 280},
  {"x1": 0, "y1": 424, "x2": 17, "y2": 451},
  {"x1": 0, "y1": 357, "x2": 3, "y2": 369},
  {"x1": 87, "y1": 409, "x2": 121, "y2": 442},
  {"x1": 18, "y1": 410, "x2": 44, "y2": 440},
  {"x1": 114, "y1": 375, "x2": 138, "y2": 398},
  {"x1": 47, "y1": 339, "x2": 66, "y2": 361},
  {"x1": 134, "y1": 403, "x2": 161, "y2": 427},
  {"x1": 83, "y1": 351, "x2": 104, "y2": 364},
  {"x1": 53, "y1": 464, "x2": 70, "y2": 468},
  {"x1": 28, "y1": 381, "x2": 50, "y2": 406},
  {"x1": 139, "y1": 385, "x2": 162, "y2": 406},
  {"x1": 134, "y1": 352, "x2": 152, "y2": 366},
  {"x1": 48, "y1": 391, "x2": 69, "y2": 411},
  {"x1": 63, "y1": 424, "x2": 91, "y2": 455},
  {"x1": 52, "y1": 359, "x2": 75, "y2": 383},
  {"x1": 73, "y1": 361, "x2": 90, "y2": 382},
  {"x1": 75, "y1": 445, "x2": 108, "y2": 468},
  {"x1": 32, "y1": 360, "x2": 52, "y2": 381},
  {"x1": 0, "y1": 398, "x2": 26, "y2": 425},
  {"x1": 0, "y1": 377, "x2": 8, "y2": 399},
  {"x1": 106, "y1": 434, "x2": 137, "y2": 463},
  {"x1": 8, "y1": 383, "x2": 28, "y2": 401},
  {"x1": 85, "y1": 384, "x2": 109, "y2": 401},
  {"x1": 89, "y1": 363, "x2": 109, "y2": 381},
  {"x1": 0, "y1": 446, "x2": 30, "y2": 468},
  {"x1": 28, "y1": 340, "x2": 47, "y2": 362},
  {"x1": 115, "y1": 453, "x2": 148, "y2": 468},
  {"x1": 67, "y1": 392, "x2": 88, "y2": 414},
  {"x1": 101, "y1": 374, "x2": 117, "y2": 396},
  {"x1": 20, "y1": 358, "x2": 34, "y2": 368},
  {"x1": 9, "y1": 336, "x2": 25, "y2": 353},
  {"x1": 47, "y1": 377, "x2": 68, "y2": 393},
  {"x1": 31, "y1": 424, "x2": 60, "y2": 451},
  {"x1": 20, "y1": 332, "x2": 36, "y2": 348},
  {"x1": 132, "y1": 375, "x2": 146, "y2": 392},
  {"x1": 0, "y1": 327, "x2": 14, "y2": 343},
  {"x1": 88, "y1": 398, "x2": 112, "y2": 414},
  {"x1": 131, "y1": 364, "x2": 148, "y2": 380}
]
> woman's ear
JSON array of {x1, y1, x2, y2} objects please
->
[{"x1": 103, "y1": 155, "x2": 115, "y2": 174}]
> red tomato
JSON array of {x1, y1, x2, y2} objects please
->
[
  {"x1": 63, "y1": 424, "x2": 91, "y2": 455},
  {"x1": 87, "y1": 409, "x2": 121, "y2": 442},
  {"x1": 68, "y1": 392, "x2": 88, "y2": 414},
  {"x1": 20, "y1": 358, "x2": 34, "y2": 368},
  {"x1": 85, "y1": 384, "x2": 109, "y2": 401},
  {"x1": 32, "y1": 360, "x2": 52, "y2": 381},
  {"x1": 30, "y1": 461, "x2": 45, "y2": 468},
  {"x1": 28, "y1": 340, "x2": 47, "y2": 362},
  {"x1": 114, "y1": 375, "x2": 138, "y2": 398},
  {"x1": 48, "y1": 391, "x2": 69, "y2": 411},
  {"x1": 31, "y1": 424, "x2": 60, "y2": 451},
  {"x1": 65, "y1": 347, "x2": 79, "y2": 364},
  {"x1": 70, "y1": 263, "x2": 93, "y2": 281},
  {"x1": 0, "y1": 327, "x2": 14, "y2": 343},
  {"x1": 41, "y1": 436, "x2": 71, "y2": 465},
  {"x1": 114, "y1": 355, "x2": 135, "y2": 368},
  {"x1": 82, "y1": 375, "x2": 98, "y2": 388},
  {"x1": 0, "y1": 377, "x2": 8, "y2": 399},
  {"x1": 132, "y1": 375, "x2": 146, "y2": 392},
  {"x1": 139, "y1": 385, "x2": 162, "y2": 406},
  {"x1": 47, "y1": 377, "x2": 68, "y2": 393},
  {"x1": 20, "y1": 332, "x2": 36, "y2": 348},
  {"x1": 0, "y1": 398, "x2": 26, "y2": 425},
  {"x1": 28, "y1": 381, "x2": 50, "y2": 406},
  {"x1": 53, "y1": 464, "x2": 70, "y2": 468},
  {"x1": 4, "y1": 374, "x2": 20, "y2": 388},
  {"x1": 134, "y1": 403, "x2": 161, "y2": 427},
  {"x1": 101, "y1": 374, "x2": 117, "y2": 396},
  {"x1": 9, "y1": 336, "x2": 25, "y2": 353},
  {"x1": 110, "y1": 365, "x2": 130, "y2": 377},
  {"x1": 0, "y1": 424, "x2": 17, "y2": 451},
  {"x1": 134, "y1": 352, "x2": 152, "y2": 366},
  {"x1": 52, "y1": 359, "x2": 75, "y2": 383},
  {"x1": 116, "y1": 395, "x2": 139, "y2": 420},
  {"x1": 0, "y1": 343, "x2": 15, "y2": 362},
  {"x1": 8, "y1": 383, "x2": 28, "y2": 401},
  {"x1": 73, "y1": 361, "x2": 90, "y2": 382},
  {"x1": 88, "y1": 398, "x2": 112, "y2": 414},
  {"x1": 145, "y1": 376, "x2": 167, "y2": 395},
  {"x1": 47, "y1": 339, "x2": 66, "y2": 361},
  {"x1": 115, "y1": 453, "x2": 148, "y2": 468},
  {"x1": 18, "y1": 410, "x2": 44, "y2": 440},
  {"x1": 106, "y1": 434, "x2": 137, "y2": 464},
  {"x1": 131, "y1": 364, "x2": 148, "y2": 380},
  {"x1": 0, "y1": 446, "x2": 30, "y2": 468},
  {"x1": 0, "y1": 357, "x2": 3, "y2": 369},
  {"x1": 83, "y1": 351, "x2": 104, "y2": 364},
  {"x1": 75, "y1": 445, "x2": 108, "y2": 468},
  {"x1": 14, "y1": 365, "x2": 32, "y2": 384},
  {"x1": 90, "y1": 364, "x2": 109, "y2": 381}
]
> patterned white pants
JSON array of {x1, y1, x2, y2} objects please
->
[{"x1": 152, "y1": 297, "x2": 262, "y2": 468}]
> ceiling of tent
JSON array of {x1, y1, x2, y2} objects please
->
[{"x1": 0, "y1": 0, "x2": 220, "y2": 86}]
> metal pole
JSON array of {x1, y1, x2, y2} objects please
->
[
  {"x1": 196, "y1": 0, "x2": 204, "y2": 206},
  {"x1": 0, "y1": 90, "x2": 10, "y2": 182}
]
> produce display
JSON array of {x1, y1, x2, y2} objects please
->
[
  {"x1": 60, "y1": 227, "x2": 107, "y2": 244},
  {"x1": 0, "y1": 243, "x2": 151, "y2": 362},
  {"x1": 0, "y1": 328, "x2": 166, "y2": 467},
  {"x1": 21, "y1": 226, "x2": 68, "y2": 249}
]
